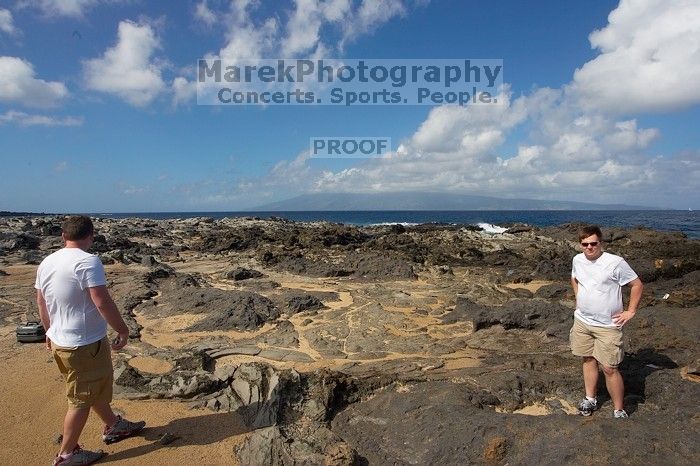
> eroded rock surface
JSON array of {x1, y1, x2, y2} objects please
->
[{"x1": 1, "y1": 215, "x2": 698, "y2": 465}]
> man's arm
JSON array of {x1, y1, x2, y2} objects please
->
[
  {"x1": 88, "y1": 285, "x2": 130, "y2": 350},
  {"x1": 612, "y1": 278, "x2": 644, "y2": 326},
  {"x1": 570, "y1": 276, "x2": 578, "y2": 297},
  {"x1": 36, "y1": 289, "x2": 51, "y2": 350}
]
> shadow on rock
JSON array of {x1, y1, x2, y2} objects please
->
[
  {"x1": 619, "y1": 347, "x2": 678, "y2": 414},
  {"x1": 99, "y1": 410, "x2": 252, "y2": 463}
]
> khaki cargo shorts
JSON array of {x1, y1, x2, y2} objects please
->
[
  {"x1": 569, "y1": 318, "x2": 624, "y2": 368},
  {"x1": 53, "y1": 337, "x2": 113, "y2": 408}
]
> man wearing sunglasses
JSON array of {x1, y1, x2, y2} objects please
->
[{"x1": 570, "y1": 225, "x2": 643, "y2": 419}]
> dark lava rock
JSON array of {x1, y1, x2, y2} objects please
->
[
  {"x1": 225, "y1": 267, "x2": 264, "y2": 281},
  {"x1": 234, "y1": 369, "x2": 381, "y2": 466},
  {"x1": 155, "y1": 274, "x2": 201, "y2": 292},
  {"x1": 235, "y1": 425, "x2": 356, "y2": 466},
  {"x1": 5, "y1": 233, "x2": 40, "y2": 251},
  {"x1": 262, "y1": 252, "x2": 347, "y2": 277},
  {"x1": 114, "y1": 363, "x2": 149, "y2": 389},
  {"x1": 349, "y1": 252, "x2": 416, "y2": 280},
  {"x1": 645, "y1": 270, "x2": 700, "y2": 307},
  {"x1": 176, "y1": 273, "x2": 201, "y2": 288},
  {"x1": 145, "y1": 265, "x2": 175, "y2": 282},
  {"x1": 332, "y1": 378, "x2": 700, "y2": 465},
  {"x1": 243, "y1": 280, "x2": 282, "y2": 292},
  {"x1": 505, "y1": 225, "x2": 533, "y2": 234},
  {"x1": 258, "y1": 321, "x2": 299, "y2": 347},
  {"x1": 98, "y1": 254, "x2": 115, "y2": 265},
  {"x1": 40, "y1": 223, "x2": 62, "y2": 236},
  {"x1": 91, "y1": 235, "x2": 138, "y2": 254},
  {"x1": 23, "y1": 250, "x2": 46, "y2": 265},
  {"x1": 187, "y1": 291, "x2": 281, "y2": 331},
  {"x1": 444, "y1": 297, "x2": 571, "y2": 337},
  {"x1": 173, "y1": 351, "x2": 215, "y2": 372},
  {"x1": 483, "y1": 250, "x2": 520, "y2": 267},
  {"x1": 622, "y1": 305, "x2": 699, "y2": 366},
  {"x1": 197, "y1": 226, "x2": 265, "y2": 253},
  {"x1": 319, "y1": 225, "x2": 370, "y2": 247},
  {"x1": 286, "y1": 294, "x2": 326, "y2": 314},
  {"x1": 157, "y1": 372, "x2": 220, "y2": 399},
  {"x1": 531, "y1": 244, "x2": 576, "y2": 280},
  {"x1": 440, "y1": 299, "x2": 483, "y2": 325},
  {"x1": 508, "y1": 287, "x2": 533, "y2": 298},
  {"x1": 627, "y1": 257, "x2": 698, "y2": 283},
  {"x1": 535, "y1": 282, "x2": 572, "y2": 300},
  {"x1": 141, "y1": 255, "x2": 159, "y2": 267}
]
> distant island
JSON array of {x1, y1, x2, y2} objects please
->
[
  {"x1": 0, "y1": 211, "x2": 53, "y2": 217},
  {"x1": 250, "y1": 192, "x2": 657, "y2": 211}
]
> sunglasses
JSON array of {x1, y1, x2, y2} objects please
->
[{"x1": 580, "y1": 241, "x2": 599, "y2": 247}]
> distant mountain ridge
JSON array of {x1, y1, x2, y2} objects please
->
[{"x1": 251, "y1": 192, "x2": 655, "y2": 211}]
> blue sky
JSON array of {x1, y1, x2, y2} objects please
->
[{"x1": 1, "y1": 0, "x2": 699, "y2": 212}]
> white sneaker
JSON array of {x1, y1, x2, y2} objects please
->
[{"x1": 578, "y1": 398, "x2": 598, "y2": 416}]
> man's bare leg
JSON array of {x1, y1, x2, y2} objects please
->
[
  {"x1": 582, "y1": 356, "x2": 599, "y2": 398},
  {"x1": 91, "y1": 401, "x2": 119, "y2": 428},
  {"x1": 59, "y1": 406, "x2": 90, "y2": 455},
  {"x1": 602, "y1": 365, "x2": 625, "y2": 410}
]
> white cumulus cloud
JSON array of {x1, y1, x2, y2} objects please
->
[
  {"x1": 195, "y1": 0, "x2": 217, "y2": 26},
  {"x1": 0, "y1": 110, "x2": 83, "y2": 126},
  {"x1": 17, "y1": 0, "x2": 98, "y2": 18},
  {"x1": 281, "y1": 0, "x2": 352, "y2": 56},
  {"x1": 411, "y1": 89, "x2": 527, "y2": 154},
  {"x1": 172, "y1": 76, "x2": 197, "y2": 107},
  {"x1": 0, "y1": 8, "x2": 18, "y2": 35},
  {"x1": 341, "y1": 0, "x2": 406, "y2": 46},
  {"x1": 0, "y1": 56, "x2": 68, "y2": 107},
  {"x1": 255, "y1": 78, "x2": 692, "y2": 207},
  {"x1": 571, "y1": 0, "x2": 700, "y2": 114},
  {"x1": 174, "y1": 0, "x2": 421, "y2": 106},
  {"x1": 83, "y1": 20, "x2": 166, "y2": 106}
]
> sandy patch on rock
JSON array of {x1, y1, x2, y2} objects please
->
[
  {"x1": 128, "y1": 356, "x2": 174, "y2": 375},
  {"x1": 134, "y1": 308, "x2": 275, "y2": 349},
  {"x1": 680, "y1": 367, "x2": 700, "y2": 383},
  {"x1": 496, "y1": 397, "x2": 578, "y2": 416},
  {"x1": 503, "y1": 280, "x2": 554, "y2": 293},
  {"x1": 441, "y1": 348, "x2": 484, "y2": 370}
]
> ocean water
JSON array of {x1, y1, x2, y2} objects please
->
[{"x1": 98, "y1": 210, "x2": 700, "y2": 239}]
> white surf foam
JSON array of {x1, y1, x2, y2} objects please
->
[
  {"x1": 476, "y1": 222, "x2": 508, "y2": 234},
  {"x1": 368, "y1": 222, "x2": 421, "y2": 227}
]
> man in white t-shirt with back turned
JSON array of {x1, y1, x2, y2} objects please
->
[
  {"x1": 36, "y1": 216, "x2": 145, "y2": 465},
  {"x1": 570, "y1": 224, "x2": 643, "y2": 419}
]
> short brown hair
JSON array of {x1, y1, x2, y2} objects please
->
[
  {"x1": 62, "y1": 215, "x2": 94, "y2": 241},
  {"x1": 578, "y1": 224, "x2": 602, "y2": 242}
]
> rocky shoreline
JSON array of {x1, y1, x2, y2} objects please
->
[{"x1": 1, "y1": 216, "x2": 698, "y2": 464}]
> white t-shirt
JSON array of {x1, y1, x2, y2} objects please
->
[
  {"x1": 35, "y1": 247, "x2": 108, "y2": 347},
  {"x1": 572, "y1": 251, "x2": 638, "y2": 328}
]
